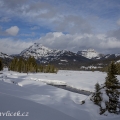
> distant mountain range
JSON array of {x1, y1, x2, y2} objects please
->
[
  {"x1": 19, "y1": 43, "x2": 89, "y2": 63},
  {"x1": 1, "y1": 43, "x2": 120, "y2": 69}
]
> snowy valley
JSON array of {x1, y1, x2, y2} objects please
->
[{"x1": 0, "y1": 69, "x2": 120, "y2": 120}]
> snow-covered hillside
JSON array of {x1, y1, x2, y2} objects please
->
[
  {"x1": 20, "y1": 43, "x2": 79, "y2": 59},
  {"x1": 102, "y1": 54, "x2": 120, "y2": 60},
  {"x1": 0, "y1": 69, "x2": 120, "y2": 120},
  {"x1": 0, "y1": 52, "x2": 12, "y2": 59},
  {"x1": 20, "y1": 43, "x2": 55, "y2": 58},
  {"x1": 77, "y1": 49, "x2": 103, "y2": 59}
]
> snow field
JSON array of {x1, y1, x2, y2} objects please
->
[{"x1": 0, "y1": 69, "x2": 120, "y2": 120}]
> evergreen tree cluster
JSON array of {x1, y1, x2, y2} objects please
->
[
  {"x1": 0, "y1": 59, "x2": 3, "y2": 71},
  {"x1": 116, "y1": 62, "x2": 120, "y2": 75},
  {"x1": 9, "y1": 57, "x2": 58, "y2": 73},
  {"x1": 91, "y1": 61, "x2": 120, "y2": 115},
  {"x1": 38, "y1": 64, "x2": 58, "y2": 73},
  {"x1": 101, "y1": 62, "x2": 120, "y2": 75}
]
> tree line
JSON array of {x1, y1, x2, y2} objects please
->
[
  {"x1": 9, "y1": 57, "x2": 58, "y2": 73},
  {"x1": 100, "y1": 62, "x2": 120, "y2": 75}
]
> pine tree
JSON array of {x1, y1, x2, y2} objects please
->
[
  {"x1": 0, "y1": 59, "x2": 3, "y2": 71},
  {"x1": 116, "y1": 63, "x2": 120, "y2": 75},
  {"x1": 51, "y1": 65, "x2": 55, "y2": 73},
  {"x1": 105, "y1": 61, "x2": 120, "y2": 114},
  {"x1": 91, "y1": 82, "x2": 102, "y2": 106}
]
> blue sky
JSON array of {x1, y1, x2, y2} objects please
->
[{"x1": 0, "y1": 0, "x2": 120, "y2": 54}]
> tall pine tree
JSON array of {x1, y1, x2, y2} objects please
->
[
  {"x1": 105, "y1": 61, "x2": 120, "y2": 114},
  {"x1": 91, "y1": 82, "x2": 102, "y2": 106},
  {"x1": 0, "y1": 59, "x2": 3, "y2": 71}
]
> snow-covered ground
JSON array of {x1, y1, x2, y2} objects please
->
[{"x1": 0, "y1": 69, "x2": 120, "y2": 120}]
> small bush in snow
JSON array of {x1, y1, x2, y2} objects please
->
[
  {"x1": 81, "y1": 100, "x2": 85, "y2": 105},
  {"x1": 91, "y1": 83, "x2": 102, "y2": 106}
]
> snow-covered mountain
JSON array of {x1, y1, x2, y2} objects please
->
[
  {"x1": 77, "y1": 49, "x2": 104, "y2": 59},
  {"x1": 0, "y1": 52, "x2": 12, "y2": 59},
  {"x1": 20, "y1": 43, "x2": 90, "y2": 63},
  {"x1": 1, "y1": 43, "x2": 120, "y2": 68},
  {"x1": 19, "y1": 44, "x2": 120, "y2": 67},
  {"x1": 20, "y1": 43, "x2": 62, "y2": 58},
  {"x1": 101, "y1": 53, "x2": 120, "y2": 60}
]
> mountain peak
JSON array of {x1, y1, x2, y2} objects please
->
[
  {"x1": 20, "y1": 43, "x2": 53, "y2": 59},
  {"x1": 82, "y1": 49, "x2": 96, "y2": 52},
  {"x1": 30, "y1": 43, "x2": 49, "y2": 49}
]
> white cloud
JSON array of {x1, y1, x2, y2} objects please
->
[
  {"x1": 37, "y1": 32, "x2": 120, "y2": 54},
  {"x1": 0, "y1": 32, "x2": 120, "y2": 55},
  {"x1": 0, "y1": 38, "x2": 33, "y2": 54},
  {"x1": 6, "y1": 26, "x2": 19, "y2": 36}
]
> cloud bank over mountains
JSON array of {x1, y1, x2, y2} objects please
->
[
  {"x1": 0, "y1": 0, "x2": 120, "y2": 54},
  {"x1": 0, "y1": 32, "x2": 120, "y2": 54}
]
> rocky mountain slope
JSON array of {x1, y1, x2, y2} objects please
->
[
  {"x1": 0, "y1": 52, "x2": 12, "y2": 59},
  {"x1": 101, "y1": 53, "x2": 120, "y2": 60},
  {"x1": 19, "y1": 43, "x2": 91, "y2": 65},
  {"x1": 77, "y1": 49, "x2": 104, "y2": 59},
  {"x1": 0, "y1": 52, "x2": 13, "y2": 66}
]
